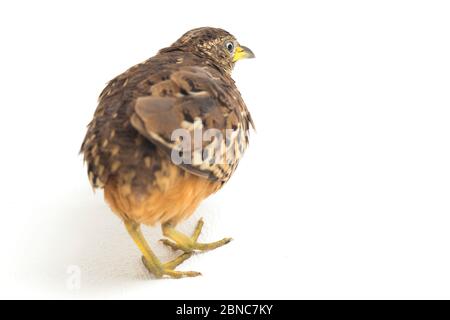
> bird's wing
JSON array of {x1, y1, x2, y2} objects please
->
[{"x1": 130, "y1": 66, "x2": 251, "y2": 182}]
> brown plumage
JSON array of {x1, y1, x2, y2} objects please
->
[{"x1": 80, "y1": 27, "x2": 255, "y2": 278}]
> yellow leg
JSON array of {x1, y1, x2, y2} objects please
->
[
  {"x1": 160, "y1": 218, "x2": 232, "y2": 253},
  {"x1": 125, "y1": 220, "x2": 201, "y2": 279}
]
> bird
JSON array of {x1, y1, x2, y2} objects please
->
[{"x1": 80, "y1": 27, "x2": 255, "y2": 279}]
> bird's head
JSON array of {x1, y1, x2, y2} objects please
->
[{"x1": 170, "y1": 27, "x2": 255, "y2": 74}]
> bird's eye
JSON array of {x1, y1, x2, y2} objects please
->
[{"x1": 225, "y1": 42, "x2": 235, "y2": 54}]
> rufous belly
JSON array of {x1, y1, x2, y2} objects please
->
[{"x1": 104, "y1": 161, "x2": 221, "y2": 226}]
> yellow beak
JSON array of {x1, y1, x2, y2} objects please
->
[{"x1": 233, "y1": 46, "x2": 255, "y2": 62}]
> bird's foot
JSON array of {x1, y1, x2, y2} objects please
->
[
  {"x1": 141, "y1": 252, "x2": 201, "y2": 279},
  {"x1": 160, "y1": 218, "x2": 232, "y2": 253}
]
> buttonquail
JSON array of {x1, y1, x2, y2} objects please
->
[{"x1": 81, "y1": 27, "x2": 255, "y2": 278}]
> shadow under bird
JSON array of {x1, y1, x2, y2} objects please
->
[{"x1": 80, "y1": 27, "x2": 255, "y2": 278}]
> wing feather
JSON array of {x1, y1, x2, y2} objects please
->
[{"x1": 130, "y1": 67, "x2": 250, "y2": 181}]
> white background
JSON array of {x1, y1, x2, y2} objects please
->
[{"x1": 0, "y1": 0, "x2": 449, "y2": 299}]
